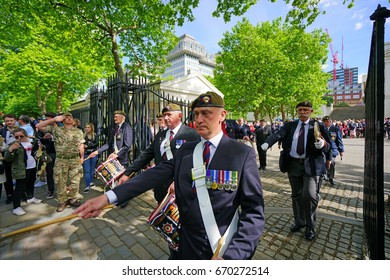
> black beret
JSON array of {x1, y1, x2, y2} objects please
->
[
  {"x1": 295, "y1": 101, "x2": 312, "y2": 108},
  {"x1": 44, "y1": 112, "x2": 56, "y2": 118}
]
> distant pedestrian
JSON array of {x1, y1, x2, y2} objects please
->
[
  {"x1": 385, "y1": 117, "x2": 390, "y2": 140},
  {"x1": 35, "y1": 112, "x2": 57, "y2": 199},
  {"x1": 17, "y1": 115, "x2": 35, "y2": 141},
  {"x1": 255, "y1": 119, "x2": 272, "y2": 170},
  {"x1": 234, "y1": 118, "x2": 252, "y2": 141},
  {"x1": 82, "y1": 123, "x2": 98, "y2": 193},
  {"x1": 348, "y1": 120, "x2": 357, "y2": 139},
  {"x1": 0, "y1": 135, "x2": 7, "y2": 201},
  {"x1": 0, "y1": 113, "x2": 17, "y2": 204}
]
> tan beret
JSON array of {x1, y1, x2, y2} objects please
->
[
  {"x1": 191, "y1": 91, "x2": 225, "y2": 111},
  {"x1": 162, "y1": 103, "x2": 182, "y2": 113},
  {"x1": 114, "y1": 110, "x2": 126, "y2": 116}
]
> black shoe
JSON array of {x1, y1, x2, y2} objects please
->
[
  {"x1": 329, "y1": 179, "x2": 335, "y2": 186},
  {"x1": 305, "y1": 227, "x2": 316, "y2": 240},
  {"x1": 290, "y1": 224, "x2": 305, "y2": 232},
  {"x1": 5, "y1": 195, "x2": 12, "y2": 204},
  {"x1": 262, "y1": 166, "x2": 266, "y2": 171},
  {"x1": 46, "y1": 191, "x2": 54, "y2": 199}
]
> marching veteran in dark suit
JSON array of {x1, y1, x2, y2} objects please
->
[
  {"x1": 90, "y1": 110, "x2": 133, "y2": 168},
  {"x1": 261, "y1": 101, "x2": 331, "y2": 241},
  {"x1": 321, "y1": 116, "x2": 344, "y2": 186},
  {"x1": 117, "y1": 104, "x2": 200, "y2": 203},
  {"x1": 75, "y1": 91, "x2": 265, "y2": 260}
]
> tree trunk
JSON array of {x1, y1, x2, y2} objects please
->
[
  {"x1": 110, "y1": 32, "x2": 125, "y2": 82},
  {"x1": 56, "y1": 82, "x2": 64, "y2": 113},
  {"x1": 280, "y1": 104, "x2": 286, "y2": 121},
  {"x1": 35, "y1": 84, "x2": 46, "y2": 114},
  {"x1": 253, "y1": 109, "x2": 260, "y2": 122}
]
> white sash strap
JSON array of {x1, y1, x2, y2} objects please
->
[
  {"x1": 193, "y1": 142, "x2": 239, "y2": 258},
  {"x1": 161, "y1": 130, "x2": 174, "y2": 160}
]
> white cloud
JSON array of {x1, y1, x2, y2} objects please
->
[
  {"x1": 351, "y1": 8, "x2": 367, "y2": 20},
  {"x1": 355, "y1": 22, "x2": 363, "y2": 30},
  {"x1": 319, "y1": 0, "x2": 338, "y2": 8}
]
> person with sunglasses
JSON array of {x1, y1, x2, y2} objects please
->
[
  {"x1": 0, "y1": 113, "x2": 17, "y2": 204},
  {"x1": 4, "y1": 128, "x2": 42, "y2": 216}
]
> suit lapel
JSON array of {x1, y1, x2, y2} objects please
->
[{"x1": 208, "y1": 135, "x2": 231, "y2": 169}]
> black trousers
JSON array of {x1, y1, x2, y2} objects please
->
[
  {"x1": 287, "y1": 159, "x2": 319, "y2": 229},
  {"x1": 13, "y1": 168, "x2": 36, "y2": 209},
  {"x1": 256, "y1": 144, "x2": 267, "y2": 168},
  {"x1": 4, "y1": 161, "x2": 14, "y2": 197},
  {"x1": 46, "y1": 153, "x2": 56, "y2": 193}
]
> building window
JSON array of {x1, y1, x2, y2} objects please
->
[
  {"x1": 353, "y1": 95, "x2": 360, "y2": 99},
  {"x1": 337, "y1": 96, "x2": 343, "y2": 100},
  {"x1": 345, "y1": 95, "x2": 351, "y2": 99}
]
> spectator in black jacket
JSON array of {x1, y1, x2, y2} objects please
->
[{"x1": 255, "y1": 119, "x2": 272, "y2": 170}]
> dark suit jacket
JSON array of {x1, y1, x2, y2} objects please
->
[
  {"x1": 123, "y1": 124, "x2": 200, "y2": 176},
  {"x1": 234, "y1": 123, "x2": 251, "y2": 139},
  {"x1": 254, "y1": 125, "x2": 272, "y2": 145},
  {"x1": 113, "y1": 135, "x2": 265, "y2": 260},
  {"x1": 326, "y1": 125, "x2": 344, "y2": 157},
  {"x1": 265, "y1": 119, "x2": 332, "y2": 176},
  {"x1": 97, "y1": 122, "x2": 132, "y2": 165}
]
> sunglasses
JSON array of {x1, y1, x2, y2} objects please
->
[{"x1": 14, "y1": 135, "x2": 25, "y2": 139}]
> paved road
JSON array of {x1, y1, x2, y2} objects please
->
[{"x1": 0, "y1": 137, "x2": 389, "y2": 260}]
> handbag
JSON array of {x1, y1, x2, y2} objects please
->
[{"x1": 279, "y1": 150, "x2": 288, "y2": 173}]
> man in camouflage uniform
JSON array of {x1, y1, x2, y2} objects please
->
[{"x1": 36, "y1": 113, "x2": 85, "y2": 212}]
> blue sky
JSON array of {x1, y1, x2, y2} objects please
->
[{"x1": 175, "y1": 0, "x2": 390, "y2": 76}]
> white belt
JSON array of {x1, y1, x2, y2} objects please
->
[{"x1": 192, "y1": 141, "x2": 239, "y2": 258}]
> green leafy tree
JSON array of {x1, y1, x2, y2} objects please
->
[
  {"x1": 10, "y1": 0, "x2": 200, "y2": 81},
  {"x1": 0, "y1": 10, "x2": 113, "y2": 115},
  {"x1": 214, "y1": 18, "x2": 329, "y2": 121},
  {"x1": 0, "y1": 0, "x2": 361, "y2": 115},
  {"x1": 214, "y1": 0, "x2": 356, "y2": 27}
]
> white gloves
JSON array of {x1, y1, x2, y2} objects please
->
[
  {"x1": 314, "y1": 138, "x2": 325, "y2": 149},
  {"x1": 261, "y1": 143, "x2": 269, "y2": 151}
]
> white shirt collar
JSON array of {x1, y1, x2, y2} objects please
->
[
  {"x1": 169, "y1": 122, "x2": 182, "y2": 136},
  {"x1": 201, "y1": 130, "x2": 224, "y2": 149}
]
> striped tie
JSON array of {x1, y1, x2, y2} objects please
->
[
  {"x1": 169, "y1": 130, "x2": 174, "y2": 141},
  {"x1": 296, "y1": 123, "x2": 305, "y2": 156},
  {"x1": 203, "y1": 141, "x2": 211, "y2": 167}
]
